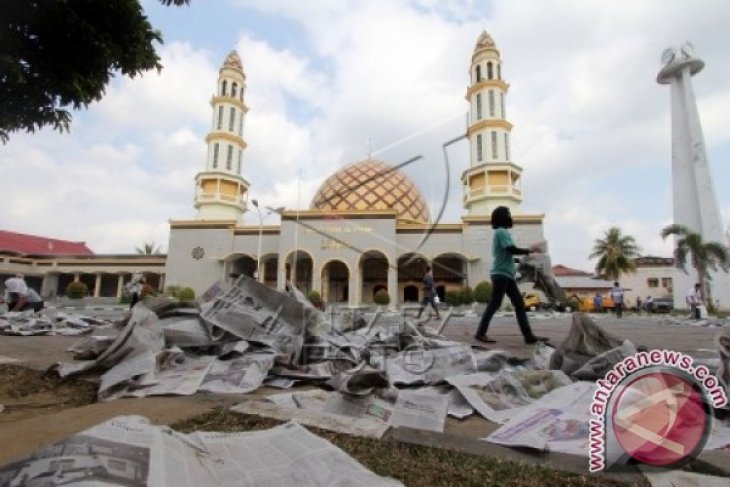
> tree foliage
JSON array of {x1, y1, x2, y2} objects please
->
[
  {"x1": 589, "y1": 227, "x2": 641, "y2": 281},
  {"x1": 0, "y1": 0, "x2": 190, "y2": 143},
  {"x1": 136, "y1": 241, "x2": 163, "y2": 255},
  {"x1": 661, "y1": 224, "x2": 730, "y2": 305}
]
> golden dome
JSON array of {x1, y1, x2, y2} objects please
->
[{"x1": 310, "y1": 158, "x2": 431, "y2": 223}]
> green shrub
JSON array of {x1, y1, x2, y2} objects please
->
[
  {"x1": 373, "y1": 289, "x2": 390, "y2": 305},
  {"x1": 178, "y1": 287, "x2": 195, "y2": 302},
  {"x1": 473, "y1": 281, "x2": 492, "y2": 303},
  {"x1": 66, "y1": 281, "x2": 88, "y2": 299},
  {"x1": 445, "y1": 290, "x2": 462, "y2": 307},
  {"x1": 307, "y1": 290, "x2": 321, "y2": 303},
  {"x1": 165, "y1": 285, "x2": 182, "y2": 298},
  {"x1": 459, "y1": 286, "x2": 474, "y2": 305}
]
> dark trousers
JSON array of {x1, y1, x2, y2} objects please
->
[
  {"x1": 615, "y1": 303, "x2": 623, "y2": 318},
  {"x1": 476, "y1": 275, "x2": 534, "y2": 339},
  {"x1": 7, "y1": 300, "x2": 44, "y2": 313}
]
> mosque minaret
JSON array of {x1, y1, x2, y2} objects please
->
[
  {"x1": 657, "y1": 42, "x2": 730, "y2": 308},
  {"x1": 462, "y1": 31, "x2": 522, "y2": 215},
  {"x1": 194, "y1": 50, "x2": 250, "y2": 221}
]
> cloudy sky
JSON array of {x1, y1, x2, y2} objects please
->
[{"x1": 2, "y1": 0, "x2": 729, "y2": 271}]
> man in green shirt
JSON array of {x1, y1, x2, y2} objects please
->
[{"x1": 475, "y1": 207, "x2": 549, "y2": 345}]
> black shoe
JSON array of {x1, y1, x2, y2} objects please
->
[
  {"x1": 474, "y1": 335, "x2": 497, "y2": 343},
  {"x1": 524, "y1": 335, "x2": 550, "y2": 344}
]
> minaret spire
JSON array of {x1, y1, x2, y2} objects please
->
[
  {"x1": 194, "y1": 50, "x2": 250, "y2": 220},
  {"x1": 462, "y1": 31, "x2": 522, "y2": 215}
]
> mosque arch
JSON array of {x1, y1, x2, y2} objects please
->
[
  {"x1": 475, "y1": 64, "x2": 482, "y2": 82},
  {"x1": 398, "y1": 252, "x2": 429, "y2": 305},
  {"x1": 221, "y1": 80, "x2": 227, "y2": 96},
  {"x1": 283, "y1": 249, "x2": 313, "y2": 294},
  {"x1": 432, "y1": 253, "x2": 468, "y2": 297},
  {"x1": 259, "y1": 253, "x2": 278, "y2": 288},
  {"x1": 403, "y1": 284, "x2": 419, "y2": 303},
  {"x1": 231, "y1": 82, "x2": 238, "y2": 98},
  {"x1": 320, "y1": 260, "x2": 349, "y2": 304},
  {"x1": 228, "y1": 253, "x2": 257, "y2": 280},
  {"x1": 360, "y1": 250, "x2": 389, "y2": 304},
  {"x1": 487, "y1": 61, "x2": 493, "y2": 79}
]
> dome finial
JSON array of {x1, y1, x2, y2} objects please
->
[
  {"x1": 474, "y1": 30, "x2": 496, "y2": 52},
  {"x1": 222, "y1": 50, "x2": 243, "y2": 71}
]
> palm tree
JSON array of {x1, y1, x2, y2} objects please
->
[
  {"x1": 135, "y1": 242, "x2": 163, "y2": 255},
  {"x1": 661, "y1": 224, "x2": 730, "y2": 307},
  {"x1": 589, "y1": 227, "x2": 641, "y2": 281}
]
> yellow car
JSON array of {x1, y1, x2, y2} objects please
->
[{"x1": 523, "y1": 292, "x2": 542, "y2": 309}]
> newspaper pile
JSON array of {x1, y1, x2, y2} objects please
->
[
  {"x1": 0, "y1": 415, "x2": 402, "y2": 486},
  {"x1": 0, "y1": 310, "x2": 112, "y2": 336}
]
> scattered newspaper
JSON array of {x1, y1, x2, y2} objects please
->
[
  {"x1": 373, "y1": 343, "x2": 477, "y2": 386},
  {"x1": 199, "y1": 353, "x2": 275, "y2": 394},
  {"x1": 485, "y1": 380, "x2": 595, "y2": 456},
  {"x1": 322, "y1": 388, "x2": 449, "y2": 433},
  {"x1": 549, "y1": 312, "x2": 626, "y2": 379},
  {"x1": 447, "y1": 369, "x2": 573, "y2": 424},
  {"x1": 200, "y1": 276, "x2": 307, "y2": 362},
  {"x1": 0, "y1": 415, "x2": 402, "y2": 486}
]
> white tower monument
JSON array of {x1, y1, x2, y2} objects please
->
[
  {"x1": 657, "y1": 42, "x2": 730, "y2": 309},
  {"x1": 194, "y1": 50, "x2": 250, "y2": 220},
  {"x1": 462, "y1": 31, "x2": 523, "y2": 215}
]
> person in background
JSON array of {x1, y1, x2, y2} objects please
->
[
  {"x1": 593, "y1": 292, "x2": 603, "y2": 313},
  {"x1": 609, "y1": 282, "x2": 625, "y2": 318},
  {"x1": 644, "y1": 295, "x2": 653, "y2": 314},
  {"x1": 416, "y1": 265, "x2": 440, "y2": 320},
  {"x1": 3, "y1": 275, "x2": 44, "y2": 312},
  {"x1": 636, "y1": 296, "x2": 642, "y2": 312},
  {"x1": 124, "y1": 274, "x2": 146, "y2": 309},
  {"x1": 686, "y1": 283, "x2": 702, "y2": 319},
  {"x1": 474, "y1": 206, "x2": 549, "y2": 345}
]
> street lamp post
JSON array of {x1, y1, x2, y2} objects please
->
[{"x1": 251, "y1": 199, "x2": 263, "y2": 282}]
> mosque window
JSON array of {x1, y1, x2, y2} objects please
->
[
  {"x1": 239, "y1": 113, "x2": 244, "y2": 136},
  {"x1": 491, "y1": 131, "x2": 498, "y2": 159},
  {"x1": 504, "y1": 133, "x2": 510, "y2": 161},
  {"x1": 217, "y1": 106, "x2": 223, "y2": 130},
  {"x1": 229, "y1": 107, "x2": 235, "y2": 131},
  {"x1": 221, "y1": 80, "x2": 227, "y2": 96},
  {"x1": 226, "y1": 145, "x2": 233, "y2": 170},
  {"x1": 213, "y1": 143, "x2": 219, "y2": 168},
  {"x1": 488, "y1": 91, "x2": 495, "y2": 117},
  {"x1": 475, "y1": 65, "x2": 482, "y2": 82},
  {"x1": 476, "y1": 94, "x2": 482, "y2": 120},
  {"x1": 477, "y1": 134, "x2": 483, "y2": 162},
  {"x1": 500, "y1": 93, "x2": 505, "y2": 118},
  {"x1": 232, "y1": 82, "x2": 238, "y2": 98},
  {"x1": 237, "y1": 150, "x2": 242, "y2": 174},
  {"x1": 497, "y1": 64, "x2": 501, "y2": 80},
  {"x1": 487, "y1": 62, "x2": 493, "y2": 80}
]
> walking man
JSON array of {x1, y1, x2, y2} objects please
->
[
  {"x1": 686, "y1": 283, "x2": 702, "y2": 319},
  {"x1": 609, "y1": 282, "x2": 625, "y2": 318},
  {"x1": 416, "y1": 265, "x2": 440, "y2": 320}
]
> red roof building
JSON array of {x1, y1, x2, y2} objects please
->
[
  {"x1": 552, "y1": 264, "x2": 591, "y2": 276},
  {"x1": 0, "y1": 229, "x2": 94, "y2": 255}
]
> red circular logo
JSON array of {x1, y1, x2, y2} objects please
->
[{"x1": 611, "y1": 370, "x2": 710, "y2": 466}]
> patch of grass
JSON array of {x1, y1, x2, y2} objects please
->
[
  {"x1": 173, "y1": 409, "x2": 645, "y2": 487},
  {"x1": 0, "y1": 365, "x2": 97, "y2": 407}
]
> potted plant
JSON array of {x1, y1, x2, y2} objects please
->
[
  {"x1": 373, "y1": 289, "x2": 390, "y2": 306},
  {"x1": 307, "y1": 290, "x2": 323, "y2": 310}
]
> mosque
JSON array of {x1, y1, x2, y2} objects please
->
[{"x1": 164, "y1": 31, "x2": 546, "y2": 306}]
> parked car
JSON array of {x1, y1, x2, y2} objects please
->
[{"x1": 649, "y1": 297, "x2": 674, "y2": 313}]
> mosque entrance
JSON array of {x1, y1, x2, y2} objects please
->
[
  {"x1": 360, "y1": 251, "x2": 388, "y2": 304},
  {"x1": 285, "y1": 250, "x2": 313, "y2": 294},
  {"x1": 403, "y1": 285, "x2": 419, "y2": 302},
  {"x1": 229, "y1": 255, "x2": 257, "y2": 280},
  {"x1": 322, "y1": 260, "x2": 349, "y2": 304}
]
